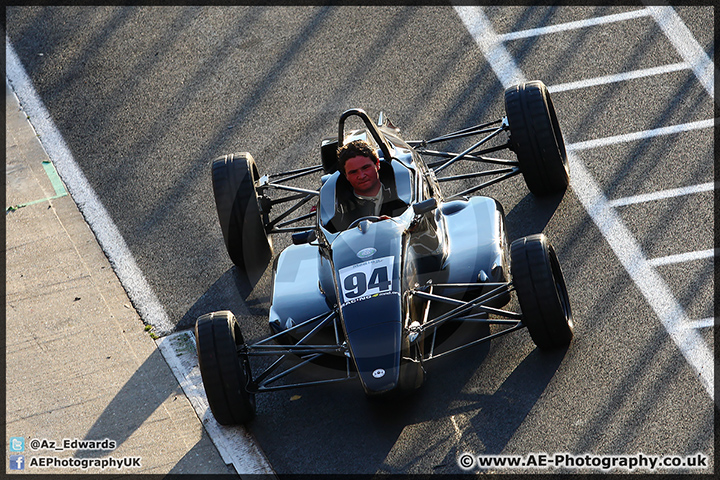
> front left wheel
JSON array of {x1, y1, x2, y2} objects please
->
[{"x1": 195, "y1": 311, "x2": 256, "y2": 425}]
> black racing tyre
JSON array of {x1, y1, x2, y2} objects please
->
[
  {"x1": 398, "y1": 335, "x2": 425, "y2": 392},
  {"x1": 510, "y1": 234, "x2": 573, "y2": 349},
  {"x1": 195, "y1": 311, "x2": 256, "y2": 425},
  {"x1": 504, "y1": 81, "x2": 569, "y2": 195},
  {"x1": 212, "y1": 153, "x2": 273, "y2": 284}
]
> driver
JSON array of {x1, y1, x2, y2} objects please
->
[{"x1": 335, "y1": 140, "x2": 404, "y2": 230}]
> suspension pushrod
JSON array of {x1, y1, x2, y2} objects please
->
[
  {"x1": 424, "y1": 119, "x2": 504, "y2": 144},
  {"x1": 414, "y1": 283, "x2": 512, "y2": 332},
  {"x1": 268, "y1": 164, "x2": 323, "y2": 179},
  {"x1": 448, "y1": 168, "x2": 521, "y2": 199},
  {"x1": 473, "y1": 306, "x2": 522, "y2": 320},
  {"x1": 247, "y1": 345, "x2": 345, "y2": 354},
  {"x1": 269, "y1": 226, "x2": 316, "y2": 234},
  {"x1": 432, "y1": 137, "x2": 489, "y2": 175},
  {"x1": 411, "y1": 290, "x2": 465, "y2": 306},
  {"x1": 409, "y1": 290, "x2": 520, "y2": 319},
  {"x1": 257, "y1": 353, "x2": 325, "y2": 387},
  {"x1": 436, "y1": 167, "x2": 518, "y2": 183},
  {"x1": 415, "y1": 282, "x2": 508, "y2": 290},
  {"x1": 424, "y1": 322, "x2": 525, "y2": 362},
  {"x1": 252, "y1": 311, "x2": 336, "y2": 346},
  {"x1": 291, "y1": 312, "x2": 339, "y2": 348},
  {"x1": 268, "y1": 194, "x2": 314, "y2": 229},
  {"x1": 275, "y1": 211, "x2": 315, "y2": 228},
  {"x1": 426, "y1": 125, "x2": 504, "y2": 145},
  {"x1": 251, "y1": 312, "x2": 340, "y2": 385},
  {"x1": 260, "y1": 183, "x2": 319, "y2": 196},
  {"x1": 452, "y1": 315, "x2": 523, "y2": 325},
  {"x1": 269, "y1": 165, "x2": 324, "y2": 184},
  {"x1": 422, "y1": 149, "x2": 518, "y2": 167},
  {"x1": 433, "y1": 127, "x2": 507, "y2": 174},
  {"x1": 255, "y1": 374, "x2": 355, "y2": 393},
  {"x1": 267, "y1": 192, "x2": 308, "y2": 206},
  {"x1": 252, "y1": 352, "x2": 292, "y2": 385}
]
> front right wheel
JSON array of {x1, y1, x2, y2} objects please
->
[
  {"x1": 510, "y1": 234, "x2": 573, "y2": 349},
  {"x1": 211, "y1": 152, "x2": 273, "y2": 285}
]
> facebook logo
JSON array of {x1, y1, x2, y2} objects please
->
[
  {"x1": 9, "y1": 437, "x2": 25, "y2": 452},
  {"x1": 9, "y1": 455, "x2": 25, "y2": 470}
]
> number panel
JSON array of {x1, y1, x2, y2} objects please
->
[{"x1": 338, "y1": 256, "x2": 395, "y2": 305}]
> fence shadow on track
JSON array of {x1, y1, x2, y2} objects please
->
[
  {"x1": 505, "y1": 190, "x2": 565, "y2": 240},
  {"x1": 389, "y1": 347, "x2": 569, "y2": 475},
  {"x1": 178, "y1": 266, "x2": 271, "y2": 332}
]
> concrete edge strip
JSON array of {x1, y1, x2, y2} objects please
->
[
  {"x1": 156, "y1": 332, "x2": 276, "y2": 476},
  {"x1": 5, "y1": 38, "x2": 174, "y2": 336},
  {"x1": 6, "y1": 38, "x2": 276, "y2": 475}
]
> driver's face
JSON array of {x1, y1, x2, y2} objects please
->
[{"x1": 344, "y1": 155, "x2": 381, "y2": 196}]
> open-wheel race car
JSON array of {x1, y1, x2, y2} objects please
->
[{"x1": 195, "y1": 80, "x2": 574, "y2": 425}]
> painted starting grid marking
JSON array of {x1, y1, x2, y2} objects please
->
[{"x1": 454, "y1": 5, "x2": 714, "y2": 400}]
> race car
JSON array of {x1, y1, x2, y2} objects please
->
[{"x1": 195, "y1": 80, "x2": 573, "y2": 425}]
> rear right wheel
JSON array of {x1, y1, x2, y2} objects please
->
[{"x1": 510, "y1": 234, "x2": 573, "y2": 349}]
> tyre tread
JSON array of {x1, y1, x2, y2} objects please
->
[{"x1": 511, "y1": 234, "x2": 573, "y2": 349}]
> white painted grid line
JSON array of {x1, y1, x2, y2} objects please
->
[
  {"x1": 647, "y1": 249, "x2": 717, "y2": 267},
  {"x1": 644, "y1": 5, "x2": 715, "y2": 100},
  {"x1": 683, "y1": 318, "x2": 716, "y2": 330},
  {"x1": 608, "y1": 181, "x2": 718, "y2": 207},
  {"x1": 548, "y1": 62, "x2": 690, "y2": 93},
  {"x1": 497, "y1": 8, "x2": 651, "y2": 41},
  {"x1": 454, "y1": 5, "x2": 714, "y2": 401},
  {"x1": 566, "y1": 118, "x2": 716, "y2": 151}
]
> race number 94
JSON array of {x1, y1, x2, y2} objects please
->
[{"x1": 339, "y1": 256, "x2": 394, "y2": 304}]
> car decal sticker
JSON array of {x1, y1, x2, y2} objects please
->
[{"x1": 357, "y1": 247, "x2": 377, "y2": 259}]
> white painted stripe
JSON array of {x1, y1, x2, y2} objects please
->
[
  {"x1": 454, "y1": 6, "x2": 525, "y2": 86},
  {"x1": 548, "y1": 62, "x2": 690, "y2": 93},
  {"x1": 647, "y1": 249, "x2": 717, "y2": 267},
  {"x1": 454, "y1": 6, "x2": 714, "y2": 401},
  {"x1": 497, "y1": 9, "x2": 651, "y2": 41},
  {"x1": 644, "y1": 5, "x2": 715, "y2": 99},
  {"x1": 156, "y1": 332, "x2": 276, "y2": 476},
  {"x1": 683, "y1": 318, "x2": 716, "y2": 329},
  {"x1": 568, "y1": 155, "x2": 714, "y2": 400},
  {"x1": 6, "y1": 39, "x2": 175, "y2": 336},
  {"x1": 608, "y1": 181, "x2": 718, "y2": 207},
  {"x1": 566, "y1": 119, "x2": 716, "y2": 151}
]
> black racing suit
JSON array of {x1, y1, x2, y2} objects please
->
[{"x1": 332, "y1": 182, "x2": 407, "y2": 231}]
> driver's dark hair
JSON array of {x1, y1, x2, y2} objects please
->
[{"x1": 337, "y1": 140, "x2": 379, "y2": 175}]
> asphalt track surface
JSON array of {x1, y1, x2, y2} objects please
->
[{"x1": 7, "y1": 5, "x2": 714, "y2": 475}]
